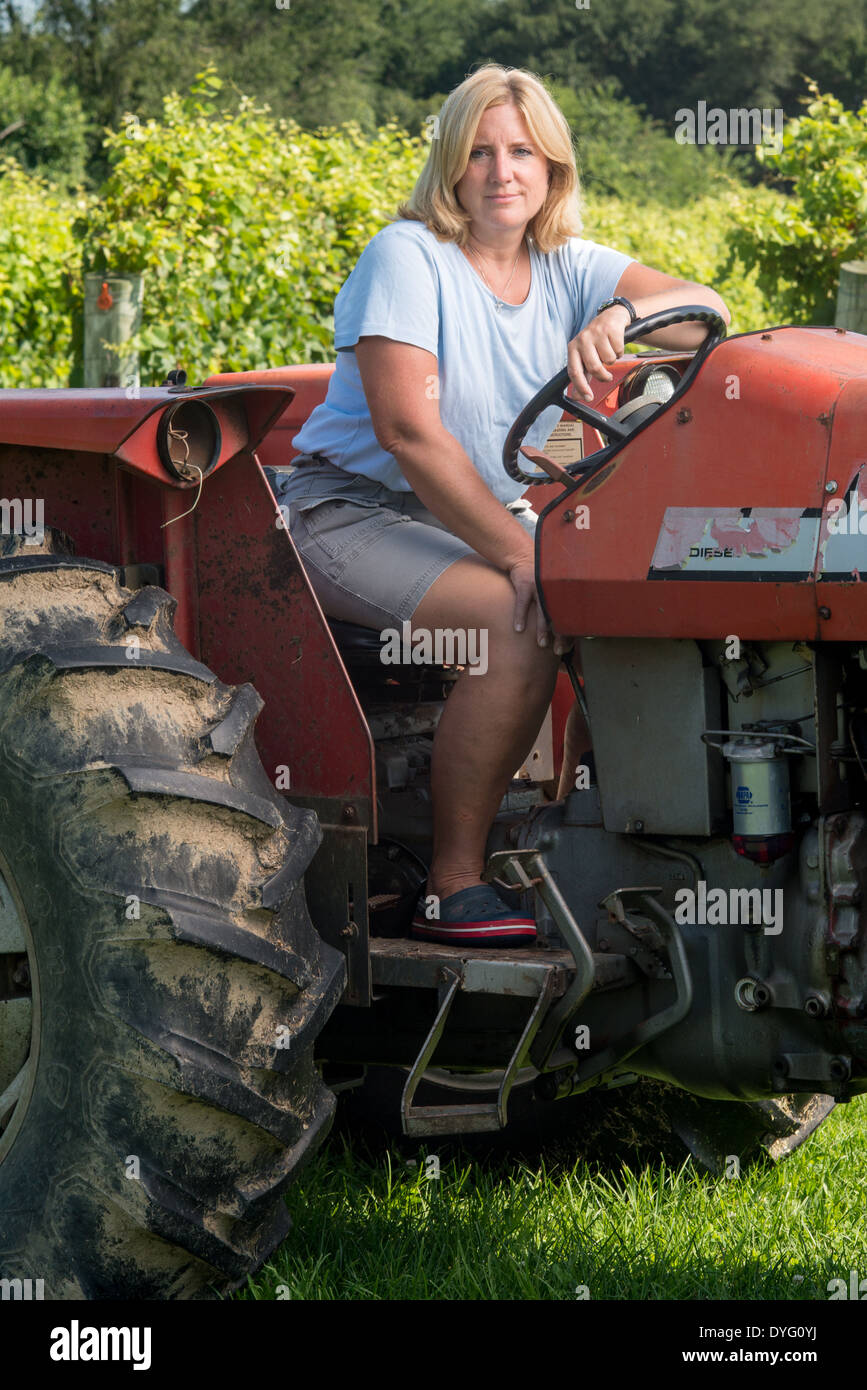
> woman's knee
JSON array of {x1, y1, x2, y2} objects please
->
[{"x1": 413, "y1": 561, "x2": 557, "y2": 677}]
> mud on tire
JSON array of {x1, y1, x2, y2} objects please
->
[{"x1": 0, "y1": 532, "x2": 345, "y2": 1299}]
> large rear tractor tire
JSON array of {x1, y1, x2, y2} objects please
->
[{"x1": 0, "y1": 533, "x2": 344, "y2": 1299}]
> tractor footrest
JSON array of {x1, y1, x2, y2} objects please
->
[{"x1": 369, "y1": 937, "x2": 574, "y2": 995}]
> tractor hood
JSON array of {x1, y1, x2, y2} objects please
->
[{"x1": 538, "y1": 325, "x2": 867, "y2": 643}]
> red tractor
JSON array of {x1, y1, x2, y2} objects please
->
[{"x1": 1, "y1": 307, "x2": 865, "y2": 1298}]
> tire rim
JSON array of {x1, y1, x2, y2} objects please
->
[{"x1": 0, "y1": 852, "x2": 38, "y2": 1164}]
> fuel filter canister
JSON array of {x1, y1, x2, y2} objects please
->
[{"x1": 722, "y1": 738, "x2": 792, "y2": 864}]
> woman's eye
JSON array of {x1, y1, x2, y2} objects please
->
[{"x1": 467, "y1": 146, "x2": 534, "y2": 162}]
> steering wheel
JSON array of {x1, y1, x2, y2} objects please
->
[{"x1": 503, "y1": 305, "x2": 727, "y2": 487}]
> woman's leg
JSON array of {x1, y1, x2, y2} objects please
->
[
  {"x1": 283, "y1": 488, "x2": 559, "y2": 902},
  {"x1": 556, "y1": 697, "x2": 592, "y2": 800},
  {"x1": 410, "y1": 553, "x2": 561, "y2": 901}
]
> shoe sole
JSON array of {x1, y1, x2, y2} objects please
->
[{"x1": 411, "y1": 917, "x2": 537, "y2": 946}]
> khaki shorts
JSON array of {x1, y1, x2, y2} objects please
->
[{"x1": 268, "y1": 458, "x2": 537, "y2": 629}]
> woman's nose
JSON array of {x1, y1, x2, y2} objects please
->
[{"x1": 489, "y1": 150, "x2": 513, "y2": 183}]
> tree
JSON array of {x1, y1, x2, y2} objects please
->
[
  {"x1": 0, "y1": 65, "x2": 89, "y2": 188},
  {"x1": 728, "y1": 84, "x2": 867, "y2": 324},
  {"x1": 8, "y1": 0, "x2": 194, "y2": 183},
  {"x1": 4, "y1": 0, "x2": 867, "y2": 191},
  {"x1": 461, "y1": 0, "x2": 867, "y2": 139},
  {"x1": 550, "y1": 79, "x2": 737, "y2": 207},
  {"x1": 183, "y1": 0, "x2": 386, "y2": 130}
]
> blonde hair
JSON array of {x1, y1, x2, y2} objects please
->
[{"x1": 395, "y1": 64, "x2": 583, "y2": 253}]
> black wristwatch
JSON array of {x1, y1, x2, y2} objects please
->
[{"x1": 595, "y1": 295, "x2": 637, "y2": 323}]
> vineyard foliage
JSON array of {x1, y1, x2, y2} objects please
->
[{"x1": 0, "y1": 70, "x2": 837, "y2": 388}]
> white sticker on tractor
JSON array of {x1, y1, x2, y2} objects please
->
[
  {"x1": 649, "y1": 507, "x2": 821, "y2": 580},
  {"x1": 819, "y1": 464, "x2": 867, "y2": 580}
]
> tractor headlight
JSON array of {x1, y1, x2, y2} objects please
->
[
  {"x1": 621, "y1": 362, "x2": 681, "y2": 406},
  {"x1": 157, "y1": 399, "x2": 222, "y2": 483}
]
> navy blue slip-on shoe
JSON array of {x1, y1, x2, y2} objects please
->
[{"x1": 411, "y1": 884, "x2": 536, "y2": 946}]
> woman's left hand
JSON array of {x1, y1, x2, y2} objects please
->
[{"x1": 566, "y1": 303, "x2": 632, "y2": 402}]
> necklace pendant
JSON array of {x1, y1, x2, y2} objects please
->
[{"x1": 495, "y1": 299, "x2": 503, "y2": 312}]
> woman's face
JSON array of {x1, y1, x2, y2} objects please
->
[{"x1": 454, "y1": 101, "x2": 551, "y2": 242}]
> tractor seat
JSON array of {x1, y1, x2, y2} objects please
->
[
  {"x1": 327, "y1": 618, "x2": 386, "y2": 661},
  {"x1": 327, "y1": 618, "x2": 460, "y2": 669},
  {"x1": 326, "y1": 618, "x2": 460, "y2": 698}
]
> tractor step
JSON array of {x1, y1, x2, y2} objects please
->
[
  {"x1": 371, "y1": 940, "x2": 573, "y2": 1135},
  {"x1": 395, "y1": 956, "x2": 559, "y2": 1136},
  {"x1": 369, "y1": 937, "x2": 575, "y2": 993},
  {"x1": 373, "y1": 850, "x2": 598, "y2": 1136}
]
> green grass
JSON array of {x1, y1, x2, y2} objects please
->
[{"x1": 235, "y1": 1095, "x2": 867, "y2": 1301}]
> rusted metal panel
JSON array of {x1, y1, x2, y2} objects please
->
[
  {"x1": 0, "y1": 443, "x2": 125, "y2": 564},
  {"x1": 0, "y1": 382, "x2": 376, "y2": 827},
  {"x1": 160, "y1": 497, "x2": 200, "y2": 656},
  {"x1": 194, "y1": 452, "x2": 376, "y2": 821}
]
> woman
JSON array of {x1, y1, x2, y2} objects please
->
[{"x1": 275, "y1": 63, "x2": 730, "y2": 947}]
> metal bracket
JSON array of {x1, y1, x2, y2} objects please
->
[
  {"x1": 567, "y1": 887, "x2": 693, "y2": 1087},
  {"x1": 119, "y1": 562, "x2": 163, "y2": 591},
  {"x1": 606, "y1": 885, "x2": 672, "y2": 979},
  {"x1": 483, "y1": 849, "x2": 596, "y2": 1070},
  {"x1": 287, "y1": 794, "x2": 371, "y2": 1006}
]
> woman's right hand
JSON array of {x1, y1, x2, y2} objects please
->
[{"x1": 507, "y1": 553, "x2": 574, "y2": 655}]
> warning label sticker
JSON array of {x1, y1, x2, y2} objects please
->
[{"x1": 543, "y1": 418, "x2": 584, "y2": 465}]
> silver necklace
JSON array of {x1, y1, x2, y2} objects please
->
[{"x1": 464, "y1": 239, "x2": 523, "y2": 311}]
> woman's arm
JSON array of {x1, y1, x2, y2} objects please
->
[
  {"x1": 354, "y1": 334, "x2": 550, "y2": 642},
  {"x1": 567, "y1": 261, "x2": 731, "y2": 401}
]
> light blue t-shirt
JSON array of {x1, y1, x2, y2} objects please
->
[{"x1": 291, "y1": 218, "x2": 634, "y2": 505}]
